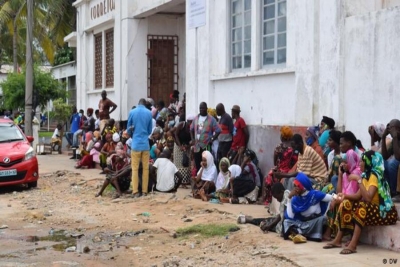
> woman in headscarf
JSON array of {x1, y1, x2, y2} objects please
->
[
  {"x1": 75, "y1": 131, "x2": 101, "y2": 169},
  {"x1": 323, "y1": 150, "x2": 398, "y2": 254},
  {"x1": 263, "y1": 126, "x2": 298, "y2": 205},
  {"x1": 150, "y1": 126, "x2": 165, "y2": 161},
  {"x1": 323, "y1": 148, "x2": 360, "y2": 240},
  {"x1": 283, "y1": 173, "x2": 333, "y2": 243},
  {"x1": 319, "y1": 116, "x2": 335, "y2": 156},
  {"x1": 192, "y1": 150, "x2": 217, "y2": 200},
  {"x1": 368, "y1": 122, "x2": 392, "y2": 153},
  {"x1": 199, "y1": 157, "x2": 232, "y2": 201},
  {"x1": 79, "y1": 131, "x2": 94, "y2": 157},
  {"x1": 173, "y1": 114, "x2": 195, "y2": 186},
  {"x1": 306, "y1": 126, "x2": 325, "y2": 162}
]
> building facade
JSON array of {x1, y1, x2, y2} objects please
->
[{"x1": 69, "y1": 0, "x2": 400, "y2": 173}]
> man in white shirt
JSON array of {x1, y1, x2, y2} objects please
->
[{"x1": 150, "y1": 150, "x2": 183, "y2": 192}]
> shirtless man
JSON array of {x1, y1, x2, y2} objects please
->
[{"x1": 98, "y1": 90, "x2": 117, "y2": 133}]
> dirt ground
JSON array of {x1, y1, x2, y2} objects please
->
[
  {"x1": 1, "y1": 155, "x2": 397, "y2": 267},
  {"x1": 0, "y1": 158, "x2": 296, "y2": 267}
]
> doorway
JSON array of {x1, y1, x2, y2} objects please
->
[{"x1": 147, "y1": 35, "x2": 179, "y2": 104}]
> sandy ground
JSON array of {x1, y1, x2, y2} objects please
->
[{"x1": 0, "y1": 154, "x2": 398, "y2": 267}]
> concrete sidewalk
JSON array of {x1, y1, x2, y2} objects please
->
[{"x1": 36, "y1": 154, "x2": 400, "y2": 267}]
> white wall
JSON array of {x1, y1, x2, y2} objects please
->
[{"x1": 344, "y1": 6, "x2": 400, "y2": 148}]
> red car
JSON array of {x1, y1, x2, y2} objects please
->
[{"x1": 0, "y1": 118, "x2": 39, "y2": 188}]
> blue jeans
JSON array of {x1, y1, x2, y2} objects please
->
[
  {"x1": 64, "y1": 132, "x2": 73, "y2": 146},
  {"x1": 384, "y1": 158, "x2": 400, "y2": 195},
  {"x1": 73, "y1": 129, "x2": 83, "y2": 147}
]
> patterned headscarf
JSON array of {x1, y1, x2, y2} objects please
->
[
  {"x1": 306, "y1": 126, "x2": 319, "y2": 141},
  {"x1": 372, "y1": 122, "x2": 386, "y2": 138},
  {"x1": 207, "y1": 108, "x2": 217, "y2": 118},
  {"x1": 361, "y1": 150, "x2": 393, "y2": 218}
]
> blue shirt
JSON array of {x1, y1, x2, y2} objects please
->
[
  {"x1": 70, "y1": 113, "x2": 80, "y2": 133},
  {"x1": 127, "y1": 105, "x2": 153, "y2": 151}
]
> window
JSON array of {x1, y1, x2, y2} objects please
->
[
  {"x1": 262, "y1": 0, "x2": 286, "y2": 65},
  {"x1": 94, "y1": 29, "x2": 114, "y2": 89},
  {"x1": 231, "y1": 0, "x2": 251, "y2": 70}
]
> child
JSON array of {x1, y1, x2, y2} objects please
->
[{"x1": 150, "y1": 150, "x2": 183, "y2": 193}]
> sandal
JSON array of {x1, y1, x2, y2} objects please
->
[
  {"x1": 292, "y1": 234, "x2": 307, "y2": 244},
  {"x1": 340, "y1": 248, "x2": 357, "y2": 255},
  {"x1": 323, "y1": 243, "x2": 342, "y2": 249},
  {"x1": 95, "y1": 193, "x2": 101, "y2": 197}
]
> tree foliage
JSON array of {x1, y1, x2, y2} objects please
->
[
  {"x1": 54, "y1": 46, "x2": 75, "y2": 66},
  {"x1": 52, "y1": 98, "x2": 72, "y2": 126},
  {"x1": 0, "y1": 66, "x2": 67, "y2": 110}
]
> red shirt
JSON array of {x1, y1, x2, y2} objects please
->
[{"x1": 231, "y1": 117, "x2": 247, "y2": 150}]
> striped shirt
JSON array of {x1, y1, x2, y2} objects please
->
[{"x1": 297, "y1": 145, "x2": 328, "y2": 183}]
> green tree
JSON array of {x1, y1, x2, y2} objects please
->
[
  {"x1": 0, "y1": 66, "x2": 67, "y2": 110},
  {"x1": 54, "y1": 46, "x2": 75, "y2": 66},
  {"x1": 52, "y1": 98, "x2": 72, "y2": 127},
  {"x1": 0, "y1": 0, "x2": 76, "y2": 68}
]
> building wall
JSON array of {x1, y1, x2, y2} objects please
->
[{"x1": 343, "y1": 6, "x2": 400, "y2": 149}]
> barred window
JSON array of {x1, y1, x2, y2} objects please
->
[
  {"x1": 105, "y1": 29, "x2": 114, "y2": 88},
  {"x1": 93, "y1": 28, "x2": 114, "y2": 89},
  {"x1": 94, "y1": 34, "x2": 103, "y2": 89}
]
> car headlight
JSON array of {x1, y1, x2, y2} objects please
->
[{"x1": 24, "y1": 147, "x2": 35, "y2": 161}]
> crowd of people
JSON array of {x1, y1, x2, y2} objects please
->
[{"x1": 62, "y1": 90, "x2": 399, "y2": 255}]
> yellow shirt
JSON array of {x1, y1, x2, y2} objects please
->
[{"x1": 362, "y1": 173, "x2": 379, "y2": 206}]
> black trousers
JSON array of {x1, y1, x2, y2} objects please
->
[{"x1": 217, "y1": 141, "x2": 232, "y2": 162}]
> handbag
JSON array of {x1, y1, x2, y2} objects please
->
[{"x1": 182, "y1": 152, "x2": 190, "y2": 167}]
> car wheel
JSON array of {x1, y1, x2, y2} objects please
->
[{"x1": 28, "y1": 181, "x2": 37, "y2": 188}]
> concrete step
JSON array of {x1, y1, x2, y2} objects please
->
[{"x1": 360, "y1": 205, "x2": 400, "y2": 252}]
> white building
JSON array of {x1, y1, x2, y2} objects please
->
[{"x1": 68, "y1": 0, "x2": 400, "y2": 172}]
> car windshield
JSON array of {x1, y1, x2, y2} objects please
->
[{"x1": 0, "y1": 123, "x2": 25, "y2": 143}]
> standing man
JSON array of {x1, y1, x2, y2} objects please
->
[
  {"x1": 64, "y1": 107, "x2": 80, "y2": 149},
  {"x1": 216, "y1": 103, "x2": 234, "y2": 162},
  {"x1": 127, "y1": 98, "x2": 153, "y2": 197},
  {"x1": 98, "y1": 90, "x2": 117, "y2": 133},
  {"x1": 381, "y1": 119, "x2": 400, "y2": 198},
  {"x1": 190, "y1": 102, "x2": 221, "y2": 172},
  {"x1": 228, "y1": 105, "x2": 249, "y2": 165}
]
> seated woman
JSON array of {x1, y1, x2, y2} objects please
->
[
  {"x1": 51, "y1": 124, "x2": 63, "y2": 153},
  {"x1": 323, "y1": 149, "x2": 360, "y2": 240},
  {"x1": 95, "y1": 154, "x2": 131, "y2": 199},
  {"x1": 319, "y1": 116, "x2": 335, "y2": 156},
  {"x1": 99, "y1": 133, "x2": 117, "y2": 174},
  {"x1": 283, "y1": 173, "x2": 333, "y2": 243},
  {"x1": 200, "y1": 157, "x2": 232, "y2": 202},
  {"x1": 75, "y1": 131, "x2": 101, "y2": 169},
  {"x1": 306, "y1": 126, "x2": 325, "y2": 162},
  {"x1": 150, "y1": 126, "x2": 166, "y2": 162},
  {"x1": 263, "y1": 126, "x2": 298, "y2": 206},
  {"x1": 192, "y1": 151, "x2": 218, "y2": 199},
  {"x1": 323, "y1": 150, "x2": 398, "y2": 254},
  {"x1": 79, "y1": 132, "x2": 94, "y2": 157},
  {"x1": 322, "y1": 130, "x2": 342, "y2": 194}
]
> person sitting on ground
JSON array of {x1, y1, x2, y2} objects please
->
[
  {"x1": 79, "y1": 132, "x2": 94, "y2": 157},
  {"x1": 150, "y1": 126, "x2": 166, "y2": 161},
  {"x1": 99, "y1": 133, "x2": 117, "y2": 174},
  {"x1": 306, "y1": 126, "x2": 325, "y2": 162},
  {"x1": 51, "y1": 124, "x2": 63, "y2": 154},
  {"x1": 75, "y1": 131, "x2": 101, "y2": 169},
  {"x1": 323, "y1": 150, "x2": 398, "y2": 254},
  {"x1": 192, "y1": 150, "x2": 218, "y2": 199},
  {"x1": 322, "y1": 130, "x2": 342, "y2": 194},
  {"x1": 381, "y1": 119, "x2": 400, "y2": 198},
  {"x1": 263, "y1": 126, "x2": 298, "y2": 206},
  {"x1": 200, "y1": 157, "x2": 232, "y2": 202},
  {"x1": 323, "y1": 148, "x2": 360, "y2": 240},
  {"x1": 95, "y1": 155, "x2": 132, "y2": 199},
  {"x1": 369, "y1": 122, "x2": 391, "y2": 153},
  {"x1": 101, "y1": 119, "x2": 117, "y2": 141},
  {"x1": 230, "y1": 150, "x2": 260, "y2": 204},
  {"x1": 319, "y1": 116, "x2": 335, "y2": 156},
  {"x1": 283, "y1": 173, "x2": 333, "y2": 243},
  {"x1": 275, "y1": 134, "x2": 328, "y2": 191},
  {"x1": 150, "y1": 150, "x2": 183, "y2": 193},
  {"x1": 121, "y1": 131, "x2": 132, "y2": 155}
]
